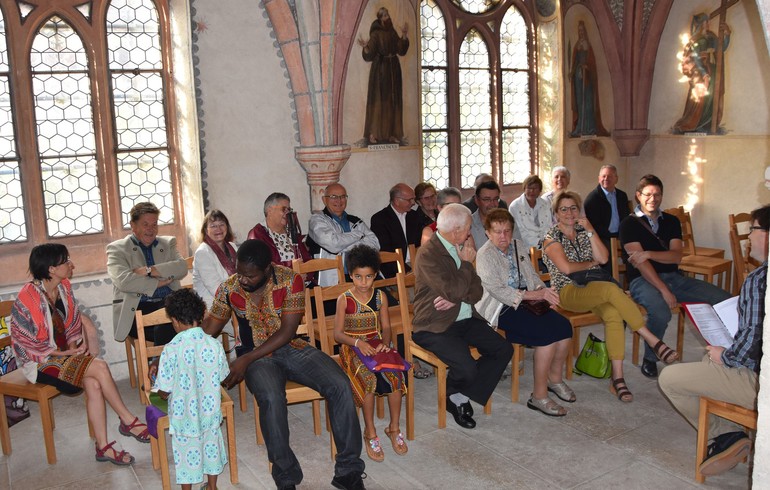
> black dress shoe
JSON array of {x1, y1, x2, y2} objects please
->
[
  {"x1": 641, "y1": 358, "x2": 658, "y2": 378},
  {"x1": 446, "y1": 397, "x2": 476, "y2": 429},
  {"x1": 463, "y1": 400, "x2": 474, "y2": 417},
  {"x1": 331, "y1": 472, "x2": 366, "y2": 490}
]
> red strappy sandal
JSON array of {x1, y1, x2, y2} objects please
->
[
  {"x1": 95, "y1": 440, "x2": 134, "y2": 466},
  {"x1": 119, "y1": 416, "x2": 150, "y2": 443}
]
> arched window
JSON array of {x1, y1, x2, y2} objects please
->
[
  {"x1": 0, "y1": 0, "x2": 186, "y2": 283},
  {"x1": 420, "y1": 0, "x2": 535, "y2": 190}
]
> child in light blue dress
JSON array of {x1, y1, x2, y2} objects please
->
[{"x1": 155, "y1": 289, "x2": 229, "y2": 490}]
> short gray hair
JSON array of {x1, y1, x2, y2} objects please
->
[
  {"x1": 436, "y1": 203, "x2": 471, "y2": 233},
  {"x1": 437, "y1": 187, "x2": 462, "y2": 206},
  {"x1": 600, "y1": 164, "x2": 617, "y2": 173},
  {"x1": 552, "y1": 166, "x2": 570, "y2": 179},
  {"x1": 263, "y1": 192, "x2": 290, "y2": 216}
]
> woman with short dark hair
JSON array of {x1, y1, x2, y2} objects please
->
[{"x1": 11, "y1": 244, "x2": 150, "y2": 466}]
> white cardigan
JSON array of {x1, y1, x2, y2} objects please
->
[
  {"x1": 192, "y1": 241, "x2": 238, "y2": 307},
  {"x1": 474, "y1": 238, "x2": 546, "y2": 327}
]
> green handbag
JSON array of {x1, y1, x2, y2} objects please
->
[{"x1": 574, "y1": 333, "x2": 612, "y2": 378}]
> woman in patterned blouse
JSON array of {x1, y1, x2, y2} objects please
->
[{"x1": 541, "y1": 191, "x2": 678, "y2": 403}]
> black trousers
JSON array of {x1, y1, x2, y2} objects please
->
[{"x1": 412, "y1": 317, "x2": 513, "y2": 405}]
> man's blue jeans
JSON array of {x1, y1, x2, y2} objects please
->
[
  {"x1": 243, "y1": 344, "x2": 364, "y2": 487},
  {"x1": 629, "y1": 271, "x2": 731, "y2": 362}
]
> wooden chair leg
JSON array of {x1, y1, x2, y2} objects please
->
[
  {"x1": 150, "y1": 434, "x2": 160, "y2": 470},
  {"x1": 483, "y1": 397, "x2": 492, "y2": 415},
  {"x1": 40, "y1": 396, "x2": 57, "y2": 464},
  {"x1": 238, "y1": 381, "x2": 247, "y2": 413},
  {"x1": 0, "y1": 395, "x2": 11, "y2": 456},
  {"x1": 125, "y1": 340, "x2": 137, "y2": 389},
  {"x1": 406, "y1": 355, "x2": 415, "y2": 440},
  {"x1": 253, "y1": 396, "x2": 263, "y2": 445},
  {"x1": 695, "y1": 397, "x2": 709, "y2": 483},
  {"x1": 376, "y1": 396, "x2": 385, "y2": 419},
  {"x1": 632, "y1": 332, "x2": 640, "y2": 366},
  {"x1": 437, "y1": 365, "x2": 447, "y2": 429},
  {"x1": 158, "y1": 427, "x2": 171, "y2": 490},
  {"x1": 511, "y1": 343, "x2": 521, "y2": 403},
  {"x1": 225, "y1": 404, "x2": 239, "y2": 484},
  {"x1": 677, "y1": 310, "x2": 685, "y2": 360},
  {"x1": 312, "y1": 399, "x2": 322, "y2": 436}
]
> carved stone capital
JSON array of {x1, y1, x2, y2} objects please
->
[
  {"x1": 612, "y1": 129, "x2": 650, "y2": 157},
  {"x1": 295, "y1": 145, "x2": 352, "y2": 212}
]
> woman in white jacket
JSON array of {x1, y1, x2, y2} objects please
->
[
  {"x1": 475, "y1": 208, "x2": 573, "y2": 416},
  {"x1": 193, "y1": 210, "x2": 238, "y2": 338}
]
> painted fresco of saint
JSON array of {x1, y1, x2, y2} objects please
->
[
  {"x1": 569, "y1": 21, "x2": 609, "y2": 137},
  {"x1": 358, "y1": 7, "x2": 409, "y2": 145}
]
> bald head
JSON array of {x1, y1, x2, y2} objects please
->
[
  {"x1": 323, "y1": 183, "x2": 348, "y2": 217},
  {"x1": 389, "y1": 183, "x2": 415, "y2": 213}
]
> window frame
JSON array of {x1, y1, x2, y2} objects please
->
[
  {"x1": 420, "y1": 0, "x2": 538, "y2": 191},
  {"x1": 0, "y1": 0, "x2": 187, "y2": 284}
]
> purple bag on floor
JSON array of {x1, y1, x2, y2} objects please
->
[{"x1": 352, "y1": 338, "x2": 411, "y2": 373}]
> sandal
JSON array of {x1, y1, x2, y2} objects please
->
[
  {"x1": 526, "y1": 396, "x2": 567, "y2": 417},
  {"x1": 95, "y1": 440, "x2": 134, "y2": 466},
  {"x1": 547, "y1": 381, "x2": 576, "y2": 403},
  {"x1": 363, "y1": 433, "x2": 384, "y2": 462},
  {"x1": 610, "y1": 377, "x2": 633, "y2": 403},
  {"x1": 119, "y1": 416, "x2": 150, "y2": 443},
  {"x1": 652, "y1": 340, "x2": 679, "y2": 364},
  {"x1": 384, "y1": 427, "x2": 408, "y2": 455},
  {"x1": 413, "y1": 361, "x2": 433, "y2": 380}
]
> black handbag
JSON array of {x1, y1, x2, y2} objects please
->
[{"x1": 568, "y1": 267, "x2": 619, "y2": 287}]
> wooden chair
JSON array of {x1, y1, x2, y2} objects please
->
[
  {"x1": 398, "y1": 273, "x2": 492, "y2": 440},
  {"x1": 665, "y1": 207, "x2": 732, "y2": 292},
  {"x1": 529, "y1": 247, "x2": 604, "y2": 380},
  {"x1": 695, "y1": 397, "x2": 757, "y2": 483},
  {"x1": 135, "y1": 307, "x2": 238, "y2": 489},
  {"x1": 729, "y1": 212, "x2": 760, "y2": 295},
  {"x1": 609, "y1": 238, "x2": 685, "y2": 365},
  {"x1": 179, "y1": 256, "x2": 194, "y2": 289},
  {"x1": 0, "y1": 301, "x2": 93, "y2": 465},
  {"x1": 666, "y1": 206, "x2": 725, "y2": 258}
]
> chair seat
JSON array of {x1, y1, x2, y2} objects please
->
[
  {"x1": 693, "y1": 246, "x2": 725, "y2": 258},
  {"x1": 0, "y1": 369, "x2": 58, "y2": 397}
]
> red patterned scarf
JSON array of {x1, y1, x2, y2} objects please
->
[{"x1": 203, "y1": 236, "x2": 237, "y2": 276}]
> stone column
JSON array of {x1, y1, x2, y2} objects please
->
[{"x1": 295, "y1": 144, "x2": 351, "y2": 212}]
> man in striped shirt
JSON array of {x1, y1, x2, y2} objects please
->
[{"x1": 659, "y1": 204, "x2": 769, "y2": 477}]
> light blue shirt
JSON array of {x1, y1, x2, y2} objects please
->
[
  {"x1": 436, "y1": 231, "x2": 472, "y2": 321},
  {"x1": 601, "y1": 187, "x2": 620, "y2": 234}
]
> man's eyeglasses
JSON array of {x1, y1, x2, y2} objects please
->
[
  {"x1": 479, "y1": 197, "x2": 500, "y2": 204},
  {"x1": 558, "y1": 205, "x2": 579, "y2": 213},
  {"x1": 396, "y1": 196, "x2": 416, "y2": 204},
  {"x1": 639, "y1": 192, "x2": 662, "y2": 199},
  {"x1": 325, "y1": 194, "x2": 348, "y2": 201},
  {"x1": 418, "y1": 194, "x2": 437, "y2": 201},
  {"x1": 56, "y1": 257, "x2": 72, "y2": 266}
]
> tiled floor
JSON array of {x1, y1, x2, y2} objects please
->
[{"x1": 0, "y1": 323, "x2": 752, "y2": 489}]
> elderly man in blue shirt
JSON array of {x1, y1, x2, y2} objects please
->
[{"x1": 659, "y1": 204, "x2": 770, "y2": 478}]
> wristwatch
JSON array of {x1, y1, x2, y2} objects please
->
[
  {"x1": 585, "y1": 231, "x2": 594, "y2": 238},
  {"x1": 145, "y1": 266, "x2": 152, "y2": 277}
]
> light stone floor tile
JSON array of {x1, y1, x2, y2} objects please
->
[{"x1": 0, "y1": 314, "x2": 753, "y2": 489}]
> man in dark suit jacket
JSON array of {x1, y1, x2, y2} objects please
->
[
  {"x1": 370, "y1": 183, "x2": 422, "y2": 277},
  {"x1": 584, "y1": 164, "x2": 630, "y2": 271}
]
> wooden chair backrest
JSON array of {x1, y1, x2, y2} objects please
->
[
  {"x1": 0, "y1": 300, "x2": 13, "y2": 351},
  {"x1": 529, "y1": 247, "x2": 551, "y2": 283},
  {"x1": 729, "y1": 212, "x2": 758, "y2": 287},
  {"x1": 180, "y1": 256, "x2": 195, "y2": 288},
  {"x1": 185, "y1": 256, "x2": 194, "y2": 269},
  {"x1": 609, "y1": 237, "x2": 629, "y2": 289},
  {"x1": 309, "y1": 282, "x2": 352, "y2": 354},
  {"x1": 396, "y1": 272, "x2": 415, "y2": 341},
  {"x1": 664, "y1": 206, "x2": 696, "y2": 255},
  {"x1": 406, "y1": 244, "x2": 418, "y2": 271},
  {"x1": 295, "y1": 256, "x2": 344, "y2": 338},
  {"x1": 135, "y1": 307, "x2": 172, "y2": 395}
]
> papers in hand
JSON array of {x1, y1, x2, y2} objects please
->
[{"x1": 682, "y1": 296, "x2": 739, "y2": 349}]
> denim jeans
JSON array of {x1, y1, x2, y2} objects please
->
[
  {"x1": 244, "y1": 344, "x2": 365, "y2": 487},
  {"x1": 629, "y1": 271, "x2": 731, "y2": 361}
]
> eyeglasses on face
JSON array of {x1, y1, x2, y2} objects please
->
[
  {"x1": 418, "y1": 193, "x2": 437, "y2": 201},
  {"x1": 207, "y1": 221, "x2": 227, "y2": 229},
  {"x1": 325, "y1": 194, "x2": 348, "y2": 201},
  {"x1": 749, "y1": 226, "x2": 766, "y2": 232},
  {"x1": 479, "y1": 197, "x2": 500, "y2": 204},
  {"x1": 397, "y1": 196, "x2": 416, "y2": 204},
  {"x1": 558, "y1": 205, "x2": 579, "y2": 213},
  {"x1": 639, "y1": 192, "x2": 662, "y2": 199},
  {"x1": 56, "y1": 257, "x2": 72, "y2": 266}
]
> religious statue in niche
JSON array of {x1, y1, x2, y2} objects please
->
[
  {"x1": 569, "y1": 20, "x2": 609, "y2": 137},
  {"x1": 358, "y1": 7, "x2": 409, "y2": 146},
  {"x1": 672, "y1": 12, "x2": 731, "y2": 135}
]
